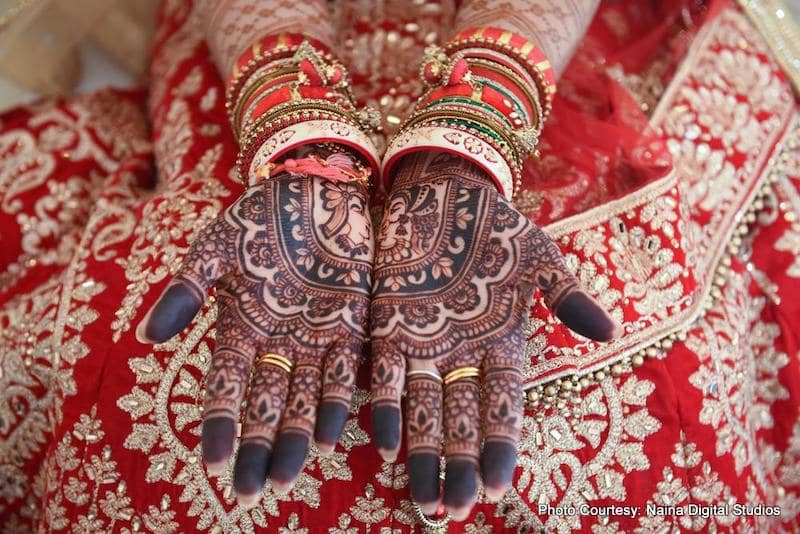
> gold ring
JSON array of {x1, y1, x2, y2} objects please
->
[
  {"x1": 443, "y1": 366, "x2": 480, "y2": 385},
  {"x1": 257, "y1": 353, "x2": 293, "y2": 374},
  {"x1": 407, "y1": 369, "x2": 442, "y2": 382}
]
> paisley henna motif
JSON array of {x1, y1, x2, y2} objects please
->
[
  {"x1": 137, "y1": 152, "x2": 372, "y2": 506},
  {"x1": 370, "y1": 151, "x2": 619, "y2": 520}
]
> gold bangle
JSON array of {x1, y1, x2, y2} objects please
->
[
  {"x1": 443, "y1": 367, "x2": 480, "y2": 385},
  {"x1": 233, "y1": 67, "x2": 302, "y2": 134},
  {"x1": 256, "y1": 353, "x2": 293, "y2": 374}
]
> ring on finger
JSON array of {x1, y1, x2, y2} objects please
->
[
  {"x1": 257, "y1": 353, "x2": 293, "y2": 374},
  {"x1": 443, "y1": 366, "x2": 480, "y2": 385},
  {"x1": 407, "y1": 369, "x2": 442, "y2": 382}
]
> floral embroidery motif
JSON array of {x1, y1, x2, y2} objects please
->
[
  {"x1": 499, "y1": 374, "x2": 661, "y2": 532},
  {"x1": 608, "y1": 221, "x2": 683, "y2": 318},
  {"x1": 523, "y1": 8, "x2": 796, "y2": 386},
  {"x1": 686, "y1": 270, "x2": 789, "y2": 476},
  {"x1": 118, "y1": 306, "x2": 372, "y2": 532}
]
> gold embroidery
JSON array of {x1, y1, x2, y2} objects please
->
[
  {"x1": 1, "y1": 224, "x2": 106, "y2": 525},
  {"x1": 41, "y1": 406, "x2": 180, "y2": 532},
  {"x1": 500, "y1": 374, "x2": 661, "y2": 532},
  {"x1": 686, "y1": 270, "x2": 789, "y2": 476},
  {"x1": 110, "y1": 126, "x2": 230, "y2": 341},
  {"x1": 636, "y1": 438, "x2": 739, "y2": 532},
  {"x1": 279, "y1": 513, "x2": 308, "y2": 534},
  {"x1": 524, "y1": 8, "x2": 797, "y2": 390}
]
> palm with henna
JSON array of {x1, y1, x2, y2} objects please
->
[
  {"x1": 370, "y1": 152, "x2": 620, "y2": 520},
  {"x1": 137, "y1": 150, "x2": 372, "y2": 506}
]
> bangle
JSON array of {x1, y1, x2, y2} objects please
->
[
  {"x1": 386, "y1": 31, "x2": 554, "y2": 199},
  {"x1": 245, "y1": 119, "x2": 380, "y2": 188},
  {"x1": 389, "y1": 101, "x2": 525, "y2": 197},
  {"x1": 237, "y1": 101, "x2": 356, "y2": 180},
  {"x1": 228, "y1": 34, "x2": 380, "y2": 190},
  {"x1": 464, "y1": 55, "x2": 543, "y2": 130},
  {"x1": 445, "y1": 27, "x2": 556, "y2": 121},
  {"x1": 225, "y1": 33, "x2": 335, "y2": 115},
  {"x1": 403, "y1": 104, "x2": 527, "y2": 169},
  {"x1": 383, "y1": 124, "x2": 515, "y2": 198}
]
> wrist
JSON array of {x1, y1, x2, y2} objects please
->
[
  {"x1": 225, "y1": 34, "x2": 381, "y2": 190},
  {"x1": 263, "y1": 143, "x2": 371, "y2": 193},
  {"x1": 383, "y1": 29, "x2": 555, "y2": 200},
  {"x1": 390, "y1": 152, "x2": 501, "y2": 195}
]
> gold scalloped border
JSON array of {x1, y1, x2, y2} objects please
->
[
  {"x1": 525, "y1": 116, "x2": 798, "y2": 414},
  {"x1": 523, "y1": 4, "x2": 800, "y2": 409}
]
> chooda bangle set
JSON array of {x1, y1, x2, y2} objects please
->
[
  {"x1": 228, "y1": 29, "x2": 556, "y2": 198},
  {"x1": 226, "y1": 33, "x2": 381, "y2": 188},
  {"x1": 383, "y1": 27, "x2": 556, "y2": 200}
]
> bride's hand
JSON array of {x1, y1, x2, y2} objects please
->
[
  {"x1": 369, "y1": 151, "x2": 619, "y2": 520},
  {"x1": 137, "y1": 167, "x2": 372, "y2": 505}
]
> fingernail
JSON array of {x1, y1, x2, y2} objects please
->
[
  {"x1": 480, "y1": 441, "x2": 516, "y2": 502},
  {"x1": 202, "y1": 417, "x2": 236, "y2": 466},
  {"x1": 205, "y1": 460, "x2": 227, "y2": 477},
  {"x1": 378, "y1": 448, "x2": 398, "y2": 463},
  {"x1": 372, "y1": 404, "x2": 401, "y2": 453},
  {"x1": 314, "y1": 402, "x2": 348, "y2": 452},
  {"x1": 139, "y1": 283, "x2": 203, "y2": 343},
  {"x1": 270, "y1": 479, "x2": 294, "y2": 496},
  {"x1": 555, "y1": 291, "x2": 619, "y2": 342},
  {"x1": 268, "y1": 432, "x2": 309, "y2": 491},
  {"x1": 484, "y1": 486, "x2": 507, "y2": 502},
  {"x1": 236, "y1": 492, "x2": 261, "y2": 509}
]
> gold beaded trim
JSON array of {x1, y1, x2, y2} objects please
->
[
  {"x1": 524, "y1": 140, "x2": 785, "y2": 412},
  {"x1": 411, "y1": 502, "x2": 451, "y2": 531}
]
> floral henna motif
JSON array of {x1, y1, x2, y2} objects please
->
[
  {"x1": 370, "y1": 152, "x2": 619, "y2": 520},
  {"x1": 137, "y1": 151, "x2": 372, "y2": 506}
]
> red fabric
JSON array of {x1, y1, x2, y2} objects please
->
[{"x1": 2, "y1": 0, "x2": 800, "y2": 532}]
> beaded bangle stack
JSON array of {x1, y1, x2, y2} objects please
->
[
  {"x1": 383, "y1": 27, "x2": 556, "y2": 200},
  {"x1": 226, "y1": 33, "x2": 381, "y2": 187}
]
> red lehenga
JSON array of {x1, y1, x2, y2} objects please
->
[{"x1": 2, "y1": 0, "x2": 800, "y2": 532}]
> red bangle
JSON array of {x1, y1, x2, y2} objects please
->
[
  {"x1": 419, "y1": 83, "x2": 530, "y2": 129},
  {"x1": 225, "y1": 32, "x2": 335, "y2": 115},
  {"x1": 466, "y1": 62, "x2": 536, "y2": 122},
  {"x1": 250, "y1": 85, "x2": 343, "y2": 121},
  {"x1": 445, "y1": 27, "x2": 556, "y2": 119},
  {"x1": 235, "y1": 72, "x2": 300, "y2": 137}
]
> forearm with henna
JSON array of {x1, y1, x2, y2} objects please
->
[
  {"x1": 370, "y1": 151, "x2": 618, "y2": 519},
  {"x1": 197, "y1": 0, "x2": 335, "y2": 76},
  {"x1": 453, "y1": 0, "x2": 600, "y2": 75}
]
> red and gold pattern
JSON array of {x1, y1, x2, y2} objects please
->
[
  {"x1": 445, "y1": 26, "x2": 557, "y2": 119},
  {"x1": 2, "y1": 0, "x2": 800, "y2": 533}
]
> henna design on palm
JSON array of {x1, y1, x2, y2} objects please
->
[
  {"x1": 370, "y1": 152, "x2": 619, "y2": 520},
  {"x1": 137, "y1": 161, "x2": 372, "y2": 505}
]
